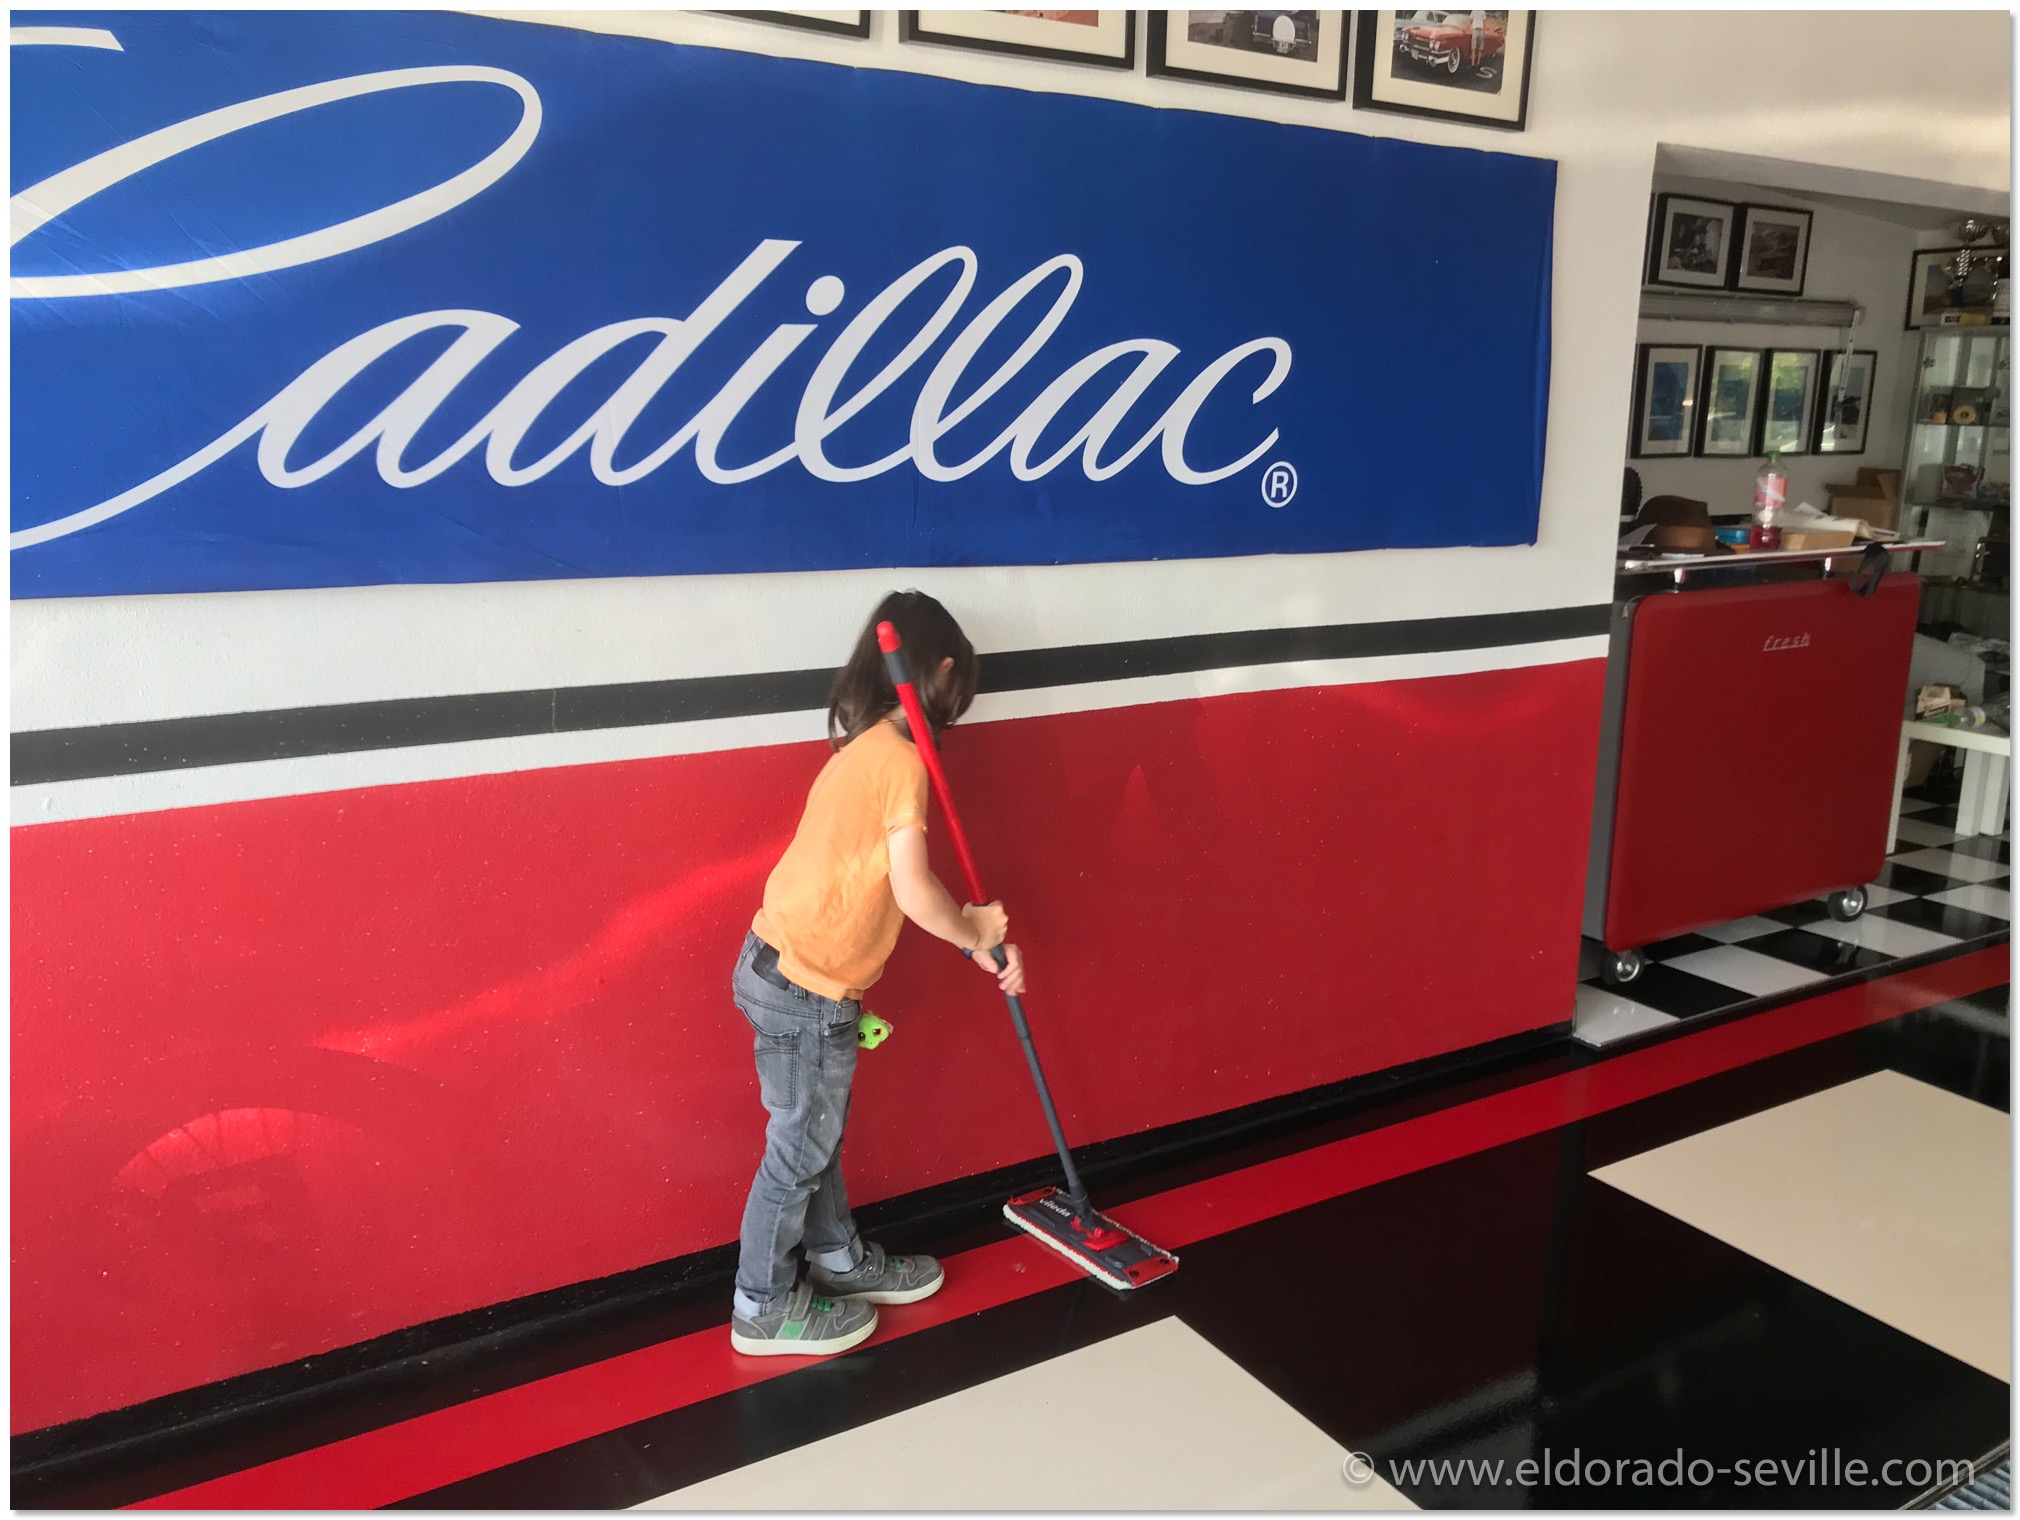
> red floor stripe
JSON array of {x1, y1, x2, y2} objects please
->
[{"x1": 136, "y1": 948, "x2": 2007, "y2": 1509}]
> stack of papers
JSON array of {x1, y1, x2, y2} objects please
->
[{"x1": 1784, "y1": 502, "x2": 1900, "y2": 541}]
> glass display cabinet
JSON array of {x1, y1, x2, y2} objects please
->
[{"x1": 1903, "y1": 326, "x2": 2008, "y2": 602}]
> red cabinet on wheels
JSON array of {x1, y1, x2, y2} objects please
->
[{"x1": 1585, "y1": 572, "x2": 1921, "y2": 985}]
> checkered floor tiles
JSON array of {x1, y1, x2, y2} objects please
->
[{"x1": 1576, "y1": 796, "x2": 2009, "y2": 1047}]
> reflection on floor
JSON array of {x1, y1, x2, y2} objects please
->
[
  {"x1": 21, "y1": 966, "x2": 2011, "y2": 1511},
  {"x1": 643, "y1": 1318, "x2": 1415, "y2": 1511},
  {"x1": 1576, "y1": 794, "x2": 2009, "y2": 1048}
]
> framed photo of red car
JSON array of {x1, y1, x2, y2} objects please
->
[
  {"x1": 1351, "y1": 11, "x2": 1535, "y2": 130},
  {"x1": 1631, "y1": 343, "x2": 1701, "y2": 459},
  {"x1": 1732, "y1": 204, "x2": 1813, "y2": 296},
  {"x1": 1148, "y1": 11, "x2": 1348, "y2": 100},
  {"x1": 902, "y1": 11, "x2": 1135, "y2": 68}
]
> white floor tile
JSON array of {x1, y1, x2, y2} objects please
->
[
  {"x1": 1861, "y1": 884, "x2": 1914, "y2": 909},
  {"x1": 1890, "y1": 848, "x2": 2012, "y2": 884},
  {"x1": 1573, "y1": 985, "x2": 1678, "y2": 1047},
  {"x1": 1594, "y1": 1071, "x2": 2011, "y2": 1381},
  {"x1": 1928, "y1": 884, "x2": 2014, "y2": 920},
  {"x1": 1894, "y1": 816, "x2": 1966, "y2": 848},
  {"x1": 1696, "y1": 916, "x2": 1789, "y2": 943},
  {"x1": 639, "y1": 1318, "x2": 1418, "y2": 1510},
  {"x1": 1802, "y1": 914, "x2": 1961, "y2": 958},
  {"x1": 1898, "y1": 797, "x2": 1940, "y2": 815},
  {"x1": 1663, "y1": 945, "x2": 1828, "y2": 997}
]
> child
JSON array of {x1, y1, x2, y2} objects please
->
[{"x1": 729, "y1": 591, "x2": 1027, "y2": 1357}]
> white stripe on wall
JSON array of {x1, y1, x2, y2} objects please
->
[
  {"x1": 12, "y1": 636, "x2": 1605, "y2": 826},
  {"x1": 13, "y1": 548, "x2": 1601, "y2": 733}
]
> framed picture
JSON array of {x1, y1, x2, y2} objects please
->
[
  {"x1": 1731, "y1": 204, "x2": 1813, "y2": 297},
  {"x1": 1148, "y1": 11, "x2": 1348, "y2": 100},
  {"x1": 1906, "y1": 246, "x2": 2011, "y2": 329},
  {"x1": 901, "y1": 11, "x2": 1135, "y2": 67},
  {"x1": 720, "y1": 10, "x2": 871, "y2": 38},
  {"x1": 1756, "y1": 349, "x2": 1821, "y2": 455},
  {"x1": 1631, "y1": 343, "x2": 1701, "y2": 459},
  {"x1": 1350, "y1": 11, "x2": 1535, "y2": 130},
  {"x1": 1647, "y1": 195, "x2": 1736, "y2": 291},
  {"x1": 1696, "y1": 346, "x2": 1764, "y2": 458},
  {"x1": 1815, "y1": 348, "x2": 1878, "y2": 455}
]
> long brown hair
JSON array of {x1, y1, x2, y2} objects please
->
[{"x1": 828, "y1": 591, "x2": 980, "y2": 750}]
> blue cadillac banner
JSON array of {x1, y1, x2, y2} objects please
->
[{"x1": 10, "y1": 11, "x2": 1556, "y2": 598}]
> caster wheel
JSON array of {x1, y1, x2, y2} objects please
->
[
  {"x1": 1602, "y1": 948, "x2": 1647, "y2": 987},
  {"x1": 1827, "y1": 887, "x2": 1868, "y2": 922}
]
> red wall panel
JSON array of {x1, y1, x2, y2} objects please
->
[{"x1": 11, "y1": 659, "x2": 1602, "y2": 1430}]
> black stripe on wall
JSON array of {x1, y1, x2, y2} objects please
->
[{"x1": 12, "y1": 605, "x2": 1608, "y2": 786}]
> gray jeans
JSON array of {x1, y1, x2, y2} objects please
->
[{"x1": 732, "y1": 932, "x2": 864, "y2": 1316}]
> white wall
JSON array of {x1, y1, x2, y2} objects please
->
[
  {"x1": 1629, "y1": 176, "x2": 1926, "y2": 521},
  {"x1": 16, "y1": 11, "x2": 2014, "y2": 804}
]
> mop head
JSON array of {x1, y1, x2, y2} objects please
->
[{"x1": 1003, "y1": 1187, "x2": 1179, "y2": 1291}]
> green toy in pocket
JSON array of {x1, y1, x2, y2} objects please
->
[{"x1": 856, "y1": 1011, "x2": 893, "y2": 1051}]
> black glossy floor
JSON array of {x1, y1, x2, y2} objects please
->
[{"x1": 22, "y1": 944, "x2": 2010, "y2": 1510}]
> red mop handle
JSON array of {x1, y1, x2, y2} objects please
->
[
  {"x1": 877, "y1": 620, "x2": 990, "y2": 905},
  {"x1": 879, "y1": 623, "x2": 1092, "y2": 1210}
]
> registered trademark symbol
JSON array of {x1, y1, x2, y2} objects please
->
[{"x1": 1261, "y1": 461, "x2": 1298, "y2": 507}]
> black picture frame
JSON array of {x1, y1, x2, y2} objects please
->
[
  {"x1": 1148, "y1": 11, "x2": 1349, "y2": 100},
  {"x1": 1814, "y1": 348, "x2": 1879, "y2": 456},
  {"x1": 901, "y1": 11, "x2": 1135, "y2": 68},
  {"x1": 1630, "y1": 343, "x2": 1702, "y2": 459},
  {"x1": 1695, "y1": 346, "x2": 1765, "y2": 458},
  {"x1": 1906, "y1": 246, "x2": 2011, "y2": 329},
  {"x1": 1730, "y1": 203, "x2": 1813, "y2": 297},
  {"x1": 1754, "y1": 349, "x2": 1821, "y2": 456},
  {"x1": 1647, "y1": 194, "x2": 1737, "y2": 290},
  {"x1": 719, "y1": 10, "x2": 871, "y2": 38},
  {"x1": 1350, "y1": 11, "x2": 1535, "y2": 131}
]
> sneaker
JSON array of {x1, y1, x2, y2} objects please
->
[
  {"x1": 807, "y1": 1241, "x2": 945, "y2": 1305},
  {"x1": 729, "y1": 1280, "x2": 878, "y2": 1358}
]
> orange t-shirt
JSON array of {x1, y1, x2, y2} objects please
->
[{"x1": 752, "y1": 718, "x2": 930, "y2": 1001}]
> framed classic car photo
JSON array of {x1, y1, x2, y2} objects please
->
[
  {"x1": 720, "y1": 10, "x2": 872, "y2": 38},
  {"x1": 1149, "y1": 11, "x2": 1349, "y2": 99},
  {"x1": 1815, "y1": 348, "x2": 1878, "y2": 455},
  {"x1": 1757, "y1": 349, "x2": 1821, "y2": 455},
  {"x1": 1351, "y1": 10, "x2": 1536, "y2": 129},
  {"x1": 1647, "y1": 194, "x2": 1735, "y2": 290},
  {"x1": 1731, "y1": 204, "x2": 1813, "y2": 296},
  {"x1": 902, "y1": 11, "x2": 1135, "y2": 67},
  {"x1": 1696, "y1": 347, "x2": 1764, "y2": 458},
  {"x1": 1631, "y1": 343, "x2": 1701, "y2": 459}
]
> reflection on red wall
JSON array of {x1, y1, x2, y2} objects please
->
[{"x1": 11, "y1": 660, "x2": 1602, "y2": 1431}]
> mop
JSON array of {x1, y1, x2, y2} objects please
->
[{"x1": 878, "y1": 621, "x2": 1179, "y2": 1292}]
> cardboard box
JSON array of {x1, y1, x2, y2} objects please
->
[
  {"x1": 1779, "y1": 529, "x2": 1858, "y2": 550},
  {"x1": 1917, "y1": 683, "x2": 1968, "y2": 718},
  {"x1": 1826, "y1": 467, "x2": 1902, "y2": 533}
]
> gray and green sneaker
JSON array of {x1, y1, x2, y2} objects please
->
[
  {"x1": 729, "y1": 1280, "x2": 878, "y2": 1358},
  {"x1": 806, "y1": 1241, "x2": 945, "y2": 1305}
]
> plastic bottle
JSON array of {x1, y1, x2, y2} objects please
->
[
  {"x1": 1751, "y1": 450, "x2": 1787, "y2": 550},
  {"x1": 1931, "y1": 706, "x2": 1992, "y2": 731}
]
